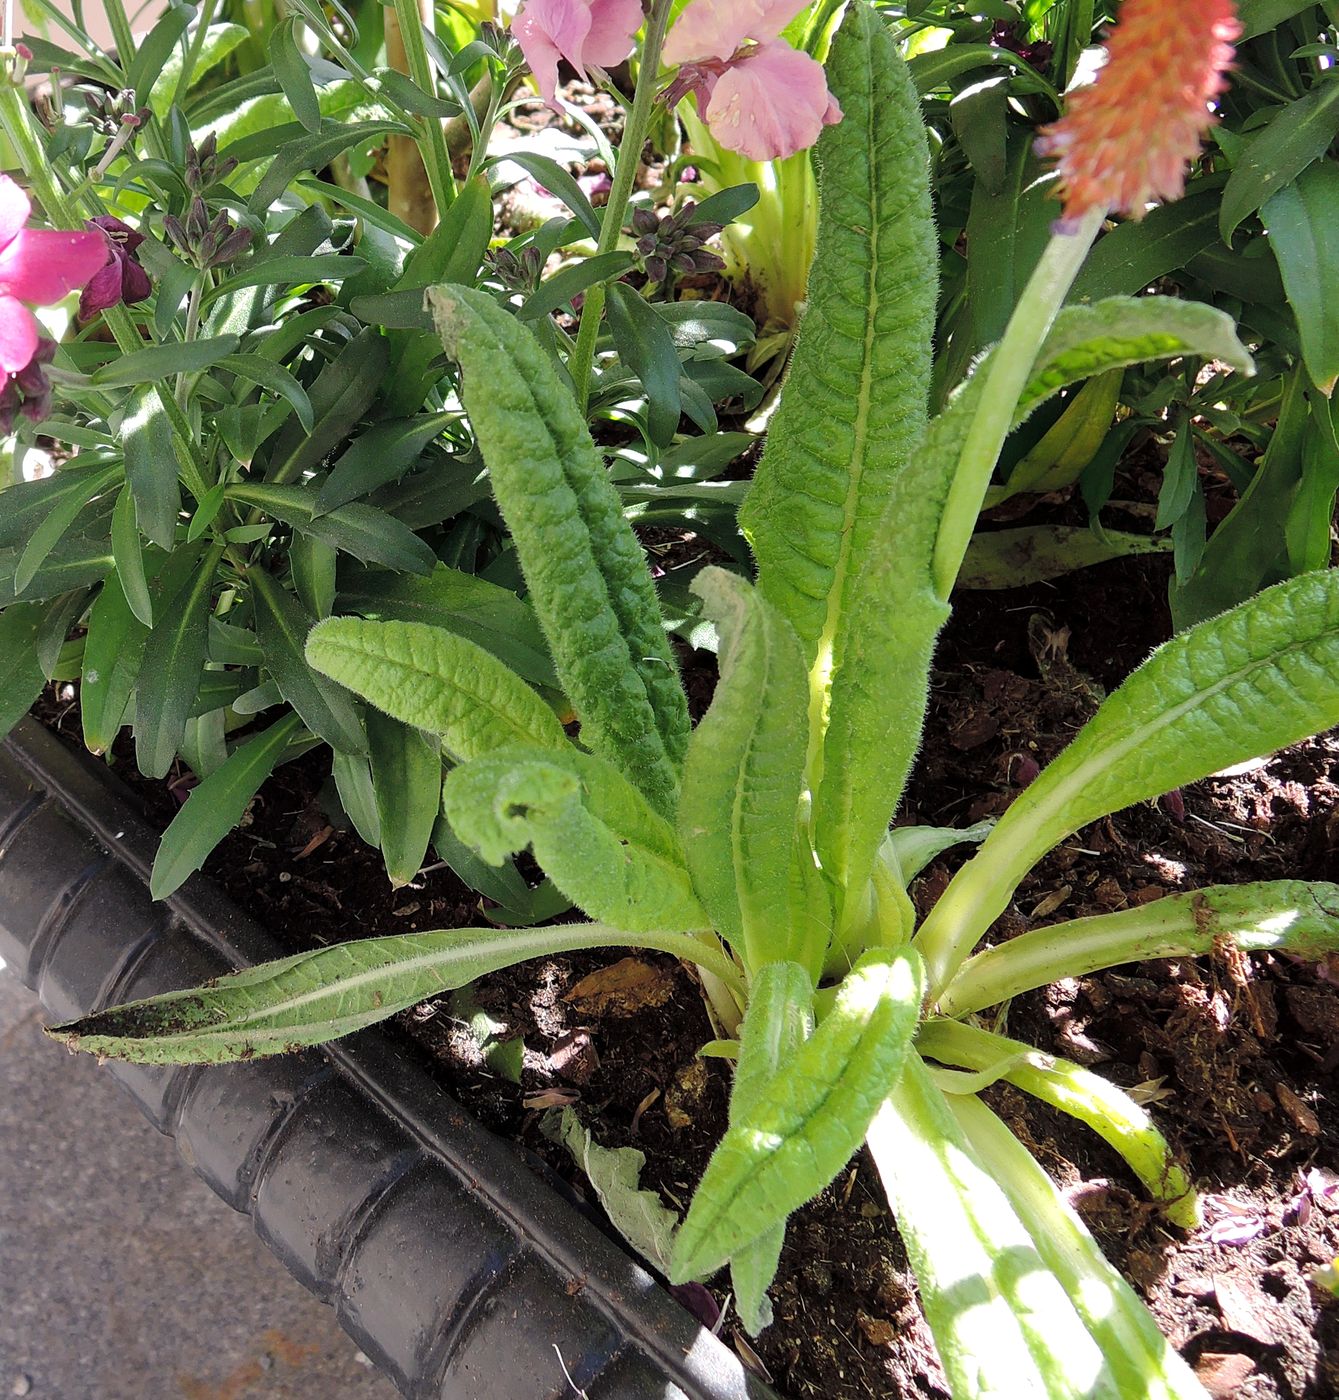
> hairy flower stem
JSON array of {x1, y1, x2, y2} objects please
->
[
  {"x1": 930, "y1": 208, "x2": 1103, "y2": 602},
  {"x1": 569, "y1": 0, "x2": 676, "y2": 413}
]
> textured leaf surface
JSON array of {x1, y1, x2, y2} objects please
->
[
  {"x1": 868, "y1": 1055, "x2": 1116, "y2": 1398},
  {"x1": 306, "y1": 616, "x2": 565, "y2": 760},
  {"x1": 917, "y1": 570, "x2": 1339, "y2": 988},
  {"x1": 671, "y1": 948, "x2": 924, "y2": 1282},
  {"x1": 727, "y1": 962, "x2": 814, "y2": 1334},
  {"x1": 429, "y1": 285, "x2": 687, "y2": 815},
  {"x1": 48, "y1": 921, "x2": 724, "y2": 1065},
  {"x1": 814, "y1": 296, "x2": 1252, "y2": 913},
  {"x1": 677, "y1": 569, "x2": 816, "y2": 968},
  {"x1": 443, "y1": 746, "x2": 707, "y2": 934},
  {"x1": 739, "y1": 1, "x2": 935, "y2": 666}
]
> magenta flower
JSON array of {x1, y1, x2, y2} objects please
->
[
  {"x1": 0, "y1": 175, "x2": 106, "y2": 376},
  {"x1": 512, "y1": 0, "x2": 645, "y2": 109},
  {"x1": 79, "y1": 216, "x2": 152, "y2": 320},
  {"x1": 662, "y1": 0, "x2": 841, "y2": 161}
]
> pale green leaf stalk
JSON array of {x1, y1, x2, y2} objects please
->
[
  {"x1": 671, "y1": 947, "x2": 924, "y2": 1283},
  {"x1": 868, "y1": 1053, "x2": 1119, "y2": 1398},
  {"x1": 442, "y1": 746, "x2": 710, "y2": 934},
  {"x1": 916, "y1": 569, "x2": 1339, "y2": 993},
  {"x1": 306, "y1": 616, "x2": 567, "y2": 759},
  {"x1": 947, "y1": 1095, "x2": 1209, "y2": 1400},
  {"x1": 726, "y1": 961, "x2": 815, "y2": 1334},
  {"x1": 677, "y1": 568, "x2": 822, "y2": 971},
  {"x1": 46, "y1": 921, "x2": 746, "y2": 1065},
  {"x1": 428, "y1": 285, "x2": 689, "y2": 816},
  {"x1": 917, "y1": 1019, "x2": 1198, "y2": 1228},
  {"x1": 939, "y1": 880, "x2": 1339, "y2": 1018}
]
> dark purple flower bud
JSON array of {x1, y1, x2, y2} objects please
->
[
  {"x1": 644, "y1": 255, "x2": 668, "y2": 283},
  {"x1": 630, "y1": 207, "x2": 660, "y2": 237},
  {"x1": 0, "y1": 338, "x2": 57, "y2": 433},
  {"x1": 78, "y1": 216, "x2": 152, "y2": 318},
  {"x1": 162, "y1": 214, "x2": 188, "y2": 253},
  {"x1": 186, "y1": 195, "x2": 209, "y2": 243},
  {"x1": 207, "y1": 224, "x2": 252, "y2": 268}
]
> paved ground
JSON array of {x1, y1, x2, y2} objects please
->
[{"x1": 0, "y1": 969, "x2": 393, "y2": 1400}]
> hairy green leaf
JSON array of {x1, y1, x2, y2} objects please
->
[
  {"x1": 677, "y1": 568, "x2": 818, "y2": 969},
  {"x1": 306, "y1": 616, "x2": 565, "y2": 759},
  {"x1": 429, "y1": 285, "x2": 688, "y2": 814},
  {"x1": 671, "y1": 948, "x2": 924, "y2": 1282},
  {"x1": 868, "y1": 1055, "x2": 1117, "y2": 1397},
  {"x1": 739, "y1": 1, "x2": 936, "y2": 664},
  {"x1": 48, "y1": 920, "x2": 734, "y2": 1064},
  {"x1": 443, "y1": 746, "x2": 708, "y2": 934},
  {"x1": 917, "y1": 570, "x2": 1339, "y2": 989}
]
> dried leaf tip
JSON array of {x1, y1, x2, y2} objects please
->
[{"x1": 1037, "y1": 0, "x2": 1241, "y2": 229}]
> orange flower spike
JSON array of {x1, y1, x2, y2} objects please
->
[{"x1": 1037, "y1": 0, "x2": 1241, "y2": 228}]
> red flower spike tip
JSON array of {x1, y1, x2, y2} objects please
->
[{"x1": 1037, "y1": 0, "x2": 1241, "y2": 228}]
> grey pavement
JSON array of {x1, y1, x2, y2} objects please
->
[{"x1": 0, "y1": 970, "x2": 394, "y2": 1400}]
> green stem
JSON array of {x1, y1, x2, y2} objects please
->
[
  {"x1": 937, "y1": 880, "x2": 1339, "y2": 1019},
  {"x1": 930, "y1": 207, "x2": 1104, "y2": 600},
  {"x1": 389, "y1": 0, "x2": 457, "y2": 216},
  {"x1": 568, "y1": 0, "x2": 675, "y2": 413},
  {"x1": 174, "y1": 0, "x2": 221, "y2": 103}
]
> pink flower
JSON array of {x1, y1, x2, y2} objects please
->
[
  {"x1": 662, "y1": 0, "x2": 841, "y2": 161},
  {"x1": 0, "y1": 175, "x2": 106, "y2": 375},
  {"x1": 512, "y1": 0, "x2": 645, "y2": 110}
]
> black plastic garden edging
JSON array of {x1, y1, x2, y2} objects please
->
[{"x1": 0, "y1": 718, "x2": 777, "y2": 1400}]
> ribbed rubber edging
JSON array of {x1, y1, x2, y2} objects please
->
[{"x1": 0, "y1": 718, "x2": 775, "y2": 1400}]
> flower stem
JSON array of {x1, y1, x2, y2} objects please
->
[
  {"x1": 389, "y1": 0, "x2": 457, "y2": 218},
  {"x1": 930, "y1": 207, "x2": 1104, "y2": 602},
  {"x1": 568, "y1": 0, "x2": 675, "y2": 414}
]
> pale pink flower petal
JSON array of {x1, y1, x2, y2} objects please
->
[
  {"x1": 664, "y1": 0, "x2": 804, "y2": 64},
  {"x1": 0, "y1": 176, "x2": 31, "y2": 252},
  {"x1": 0, "y1": 294, "x2": 39, "y2": 375},
  {"x1": 703, "y1": 42, "x2": 840, "y2": 161},
  {"x1": 0, "y1": 226, "x2": 109, "y2": 306},
  {"x1": 513, "y1": 0, "x2": 641, "y2": 109},
  {"x1": 582, "y1": 0, "x2": 644, "y2": 68}
]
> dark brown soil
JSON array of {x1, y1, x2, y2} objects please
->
[{"x1": 32, "y1": 546, "x2": 1339, "y2": 1400}]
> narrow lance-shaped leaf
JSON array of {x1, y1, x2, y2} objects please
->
[
  {"x1": 110, "y1": 486, "x2": 154, "y2": 626},
  {"x1": 367, "y1": 709, "x2": 441, "y2": 888},
  {"x1": 916, "y1": 569, "x2": 1339, "y2": 990},
  {"x1": 677, "y1": 568, "x2": 818, "y2": 971},
  {"x1": 306, "y1": 616, "x2": 566, "y2": 759},
  {"x1": 443, "y1": 746, "x2": 708, "y2": 934},
  {"x1": 429, "y1": 285, "x2": 689, "y2": 817},
  {"x1": 0, "y1": 603, "x2": 46, "y2": 742},
  {"x1": 867, "y1": 1054, "x2": 1117, "y2": 1398},
  {"x1": 151, "y1": 713, "x2": 303, "y2": 900},
  {"x1": 251, "y1": 569, "x2": 367, "y2": 755},
  {"x1": 727, "y1": 961, "x2": 814, "y2": 1335},
  {"x1": 815, "y1": 295, "x2": 1252, "y2": 914},
  {"x1": 948, "y1": 1095, "x2": 1207, "y2": 1400},
  {"x1": 671, "y1": 948, "x2": 924, "y2": 1283},
  {"x1": 738, "y1": 1, "x2": 937, "y2": 669},
  {"x1": 47, "y1": 921, "x2": 742, "y2": 1065}
]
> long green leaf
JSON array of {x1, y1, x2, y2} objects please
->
[
  {"x1": 306, "y1": 616, "x2": 565, "y2": 758},
  {"x1": 0, "y1": 603, "x2": 46, "y2": 741},
  {"x1": 727, "y1": 961, "x2": 814, "y2": 1335},
  {"x1": 867, "y1": 1054, "x2": 1117, "y2": 1398},
  {"x1": 151, "y1": 713, "x2": 302, "y2": 900},
  {"x1": 429, "y1": 285, "x2": 688, "y2": 815},
  {"x1": 671, "y1": 948, "x2": 924, "y2": 1282},
  {"x1": 315, "y1": 412, "x2": 452, "y2": 515},
  {"x1": 14, "y1": 463, "x2": 122, "y2": 594},
  {"x1": 677, "y1": 568, "x2": 818, "y2": 969},
  {"x1": 110, "y1": 486, "x2": 154, "y2": 626},
  {"x1": 134, "y1": 545, "x2": 221, "y2": 779},
  {"x1": 1263, "y1": 160, "x2": 1339, "y2": 393},
  {"x1": 251, "y1": 569, "x2": 367, "y2": 755},
  {"x1": 367, "y1": 710, "x2": 441, "y2": 887},
  {"x1": 443, "y1": 746, "x2": 708, "y2": 934},
  {"x1": 739, "y1": 1, "x2": 936, "y2": 666},
  {"x1": 916, "y1": 569, "x2": 1339, "y2": 989},
  {"x1": 81, "y1": 570, "x2": 150, "y2": 754},
  {"x1": 92, "y1": 336, "x2": 241, "y2": 386},
  {"x1": 47, "y1": 921, "x2": 736, "y2": 1065},
  {"x1": 949, "y1": 1095, "x2": 1209, "y2": 1400}
]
